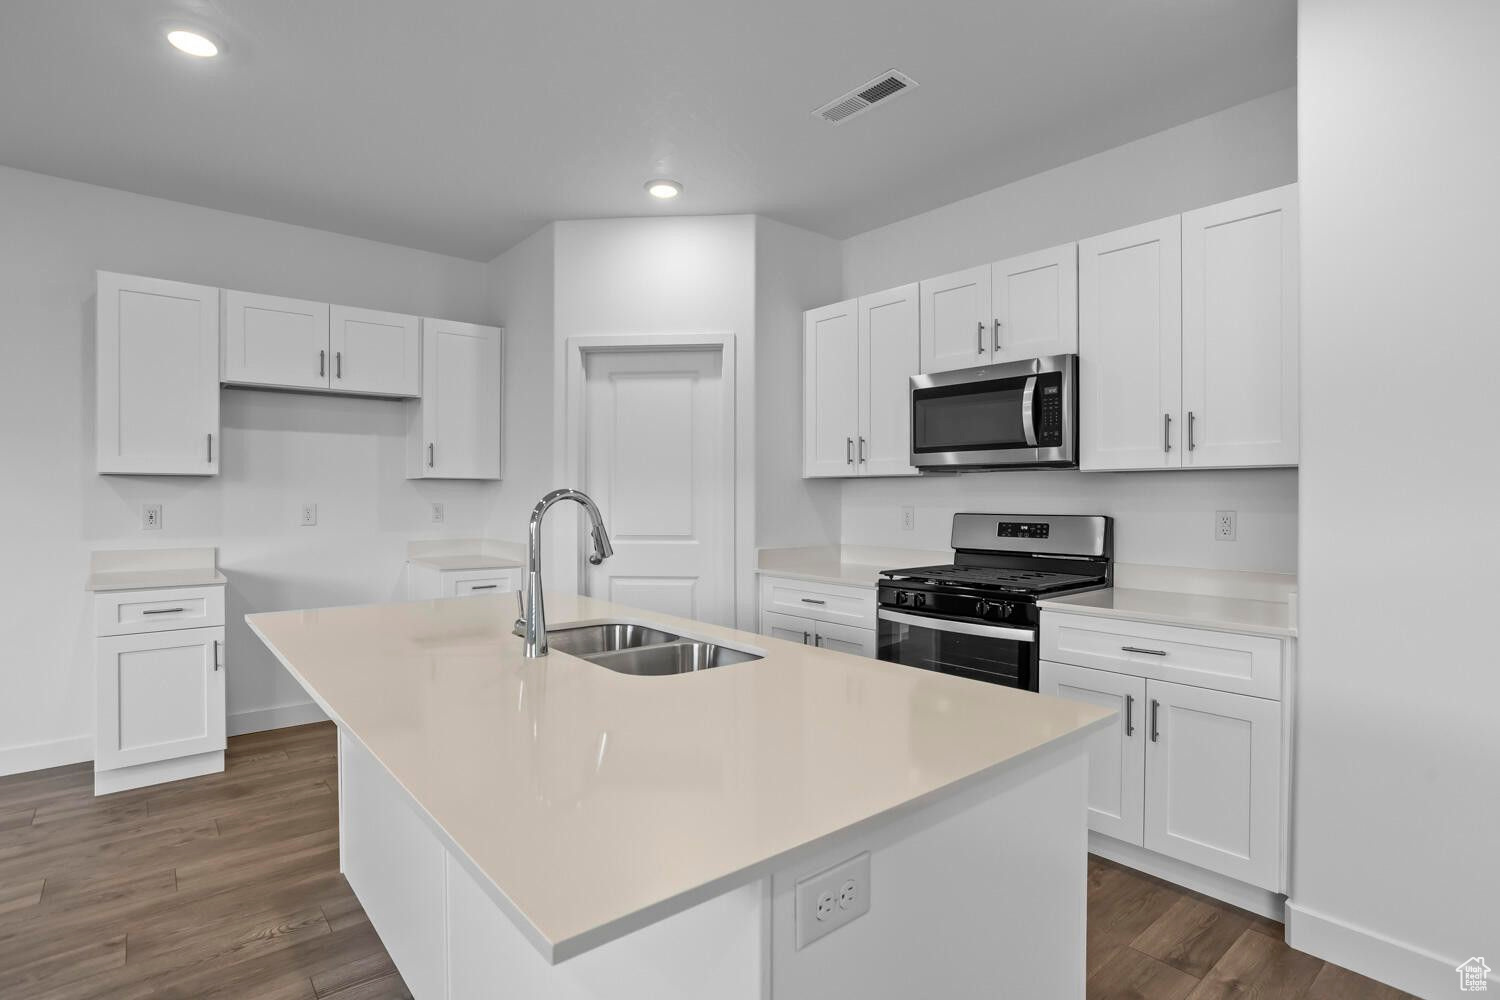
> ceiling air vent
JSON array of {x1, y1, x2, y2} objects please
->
[{"x1": 813, "y1": 70, "x2": 918, "y2": 126}]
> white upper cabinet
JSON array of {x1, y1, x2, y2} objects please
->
[
  {"x1": 857, "y1": 284, "x2": 920, "y2": 477},
  {"x1": 992, "y1": 243, "x2": 1078, "y2": 360},
  {"x1": 919, "y1": 265, "x2": 991, "y2": 373},
  {"x1": 803, "y1": 299, "x2": 860, "y2": 477},
  {"x1": 96, "y1": 272, "x2": 221, "y2": 476},
  {"x1": 1181, "y1": 185, "x2": 1300, "y2": 468},
  {"x1": 1079, "y1": 216, "x2": 1184, "y2": 471},
  {"x1": 329, "y1": 305, "x2": 421, "y2": 397},
  {"x1": 407, "y1": 319, "x2": 502, "y2": 480},
  {"x1": 221, "y1": 290, "x2": 331, "y2": 390}
]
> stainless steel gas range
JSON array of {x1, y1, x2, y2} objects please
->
[{"x1": 876, "y1": 513, "x2": 1113, "y2": 690}]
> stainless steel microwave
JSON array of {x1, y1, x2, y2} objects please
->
[{"x1": 909, "y1": 354, "x2": 1078, "y2": 470}]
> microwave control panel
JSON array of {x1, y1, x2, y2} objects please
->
[{"x1": 1034, "y1": 374, "x2": 1065, "y2": 447}]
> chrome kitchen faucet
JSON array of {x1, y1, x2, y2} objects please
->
[{"x1": 516, "y1": 489, "x2": 614, "y2": 657}]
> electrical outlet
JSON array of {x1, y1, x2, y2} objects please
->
[
  {"x1": 300, "y1": 503, "x2": 318, "y2": 527},
  {"x1": 901, "y1": 505, "x2": 915, "y2": 531},
  {"x1": 430, "y1": 502, "x2": 445, "y2": 524},
  {"x1": 795, "y1": 852, "x2": 871, "y2": 949},
  {"x1": 142, "y1": 504, "x2": 162, "y2": 531},
  {"x1": 1215, "y1": 510, "x2": 1237, "y2": 541}
]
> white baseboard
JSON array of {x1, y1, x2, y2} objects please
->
[
  {"x1": 0, "y1": 734, "x2": 92, "y2": 777},
  {"x1": 228, "y1": 701, "x2": 329, "y2": 737},
  {"x1": 95, "y1": 750, "x2": 224, "y2": 795},
  {"x1": 1088, "y1": 832, "x2": 1284, "y2": 921},
  {"x1": 1285, "y1": 900, "x2": 1488, "y2": 999}
]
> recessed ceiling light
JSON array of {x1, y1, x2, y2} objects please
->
[
  {"x1": 167, "y1": 29, "x2": 219, "y2": 58},
  {"x1": 645, "y1": 179, "x2": 682, "y2": 200}
]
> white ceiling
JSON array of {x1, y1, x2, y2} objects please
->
[{"x1": 0, "y1": 1, "x2": 1295, "y2": 261}]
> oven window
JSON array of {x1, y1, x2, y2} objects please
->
[
  {"x1": 912, "y1": 379, "x2": 1029, "y2": 453},
  {"x1": 878, "y1": 616, "x2": 1029, "y2": 688}
]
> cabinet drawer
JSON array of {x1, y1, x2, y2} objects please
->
[
  {"x1": 446, "y1": 570, "x2": 520, "y2": 598},
  {"x1": 759, "y1": 576, "x2": 876, "y2": 629},
  {"x1": 1041, "y1": 613, "x2": 1280, "y2": 699},
  {"x1": 94, "y1": 586, "x2": 226, "y2": 637}
]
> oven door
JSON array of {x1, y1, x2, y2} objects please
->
[
  {"x1": 909, "y1": 354, "x2": 1075, "y2": 468},
  {"x1": 877, "y1": 609, "x2": 1037, "y2": 689}
]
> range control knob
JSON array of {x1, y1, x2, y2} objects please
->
[
  {"x1": 895, "y1": 591, "x2": 910, "y2": 607},
  {"x1": 975, "y1": 599, "x2": 992, "y2": 618},
  {"x1": 913, "y1": 592, "x2": 927, "y2": 609}
]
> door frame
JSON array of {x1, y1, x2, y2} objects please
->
[{"x1": 564, "y1": 333, "x2": 738, "y2": 624}]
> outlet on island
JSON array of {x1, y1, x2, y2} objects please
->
[{"x1": 795, "y1": 851, "x2": 871, "y2": 949}]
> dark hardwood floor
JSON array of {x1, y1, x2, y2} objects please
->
[{"x1": 0, "y1": 723, "x2": 1412, "y2": 999}]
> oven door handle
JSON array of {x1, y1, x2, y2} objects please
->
[
  {"x1": 1021, "y1": 375, "x2": 1038, "y2": 448},
  {"x1": 878, "y1": 609, "x2": 1036, "y2": 643}
]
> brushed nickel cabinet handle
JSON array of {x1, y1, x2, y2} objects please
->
[
  {"x1": 1124, "y1": 694, "x2": 1135, "y2": 737},
  {"x1": 800, "y1": 598, "x2": 826, "y2": 605},
  {"x1": 1188, "y1": 411, "x2": 1196, "y2": 451},
  {"x1": 213, "y1": 640, "x2": 222, "y2": 671},
  {"x1": 1163, "y1": 413, "x2": 1172, "y2": 453},
  {"x1": 814, "y1": 635, "x2": 823, "y2": 647},
  {"x1": 802, "y1": 631, "x2": 811, "y2": 644},
  {"x1": 142, "y1": 607, "x2": 186, "y2": 615},
  {"x1": 470, "y1": 584, "x2": 498, "y2": 591},
  {"x1": 336, "y1": 351, "x2": 342, "y2": 379},
  {"x1": 207, "y1": 433, "x2": 213, "y2": 463},
  {"x1": 1122, "y1": 646, "x2": 1168, "y2": 656},
  {"x1": 428, "y1": 443, "x2": 435, "y2": 469},
  {"x1": 846, "y1": 437, "x2": 854, "y2": 465},
  {"x1": 319, "y1": 349, "x2": 326, "y2": 377},
  {"x1": 977, "y1": 321, "x2": 985, "y2": 354},
  {"x1": 858, "y1": 437, "x2": 866, "y2": 463},
  {"x1": 1150, "y1": 699, "x2": 1161, "y2": 743},
  {"x1": 993, "y1": 318, "x2": 1001, "y2": 352}
]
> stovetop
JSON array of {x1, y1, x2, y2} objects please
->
[{"x1": 881, "y1": 563, "x2": 1108, "y2": 597}]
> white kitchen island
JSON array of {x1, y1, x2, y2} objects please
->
[{"x1": 248, "y1": 593, "x2": 1111, "y2": 999}]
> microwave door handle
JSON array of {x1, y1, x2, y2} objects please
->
[{"x1": 1021, "y1": 375, "x2": 1038, "y2": 447}]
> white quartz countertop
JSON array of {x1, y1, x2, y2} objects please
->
[
  {"x1": 86, "y1": 546, "x2": 225, "y2": 592},
  {"x1": 1039, "y1": 587, "x2": 1296, "y2": 638},
  {"x1": 406, "y1": 554, "x2": 523, "y2": 572},
  {"x1": 247, "y1": 593, "x2": 1111, "y2": 962},
  {"x1": 86, "y1": 567, "x2": 228, "y2": 592},
  {"x1": 755, "y1": 545, "x2": 951, "y2": 589}
]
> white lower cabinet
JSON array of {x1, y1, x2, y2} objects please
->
[
  {"x1": 1039, "y1": 662, "x2": 1145, "y2": 845},
  {"x1": 761, "y1": 610, "x2": 876, "y2": 658},
  {"x1": 93, "y1": 583, "x2": 228, "y2": 795},
  {"x1": 1143, "y1": 679, "x2": 1281, "y2": 890},
  {"x1": 1040, "y1": 611, "x2": 1289, "y2": 900}
]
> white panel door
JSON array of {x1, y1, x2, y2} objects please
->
[
  {"x1": 813, "y1": 621, "x2": 877, "y2": 658},
  {"x1": 329, "y1": 304, "x2": 420, "y2": 397},
  {"x1": 803, "y1": 299, "x2": 859, "y2": 477},
  {"x1": 857, "y1": 284, "x2": 920, "y2": 477},
  {"x1": 95, "y1": 626, "x2": 225, "y2": 771},
  {"x1": 1079, "y1": 217, "x2": 1183, "y2": 470},
  {"x1": 96, "y1": 272, "x2": 221, "y2": 476},
  {"x1": 1144, "y1": 679, "x2": 1281, "y2": 889},
  {"x1": 1039, "y1": 660, "x2": 1146, "y2": 845},
  {"x1": 992, "y1": 243, "x2": 1078, "y2": 360},
  {"x1": 411, "y1": 319, "x2": 502, "y2": 479},
  {"x1": 762, "y1": 610, "x2": 815, "y2": 646},
  {"x1": 221, "y1": 290, "x2": 330, "y2": 390},
  {"x1": 919, "y1": 265, "x2": 992, "y2": 372},
  {"x1": 583, "y1": 346, "x2": 734, "y2": 625},
  {"x1": 1182, "y1": 185, "x2": 1300, "y2": 468}
]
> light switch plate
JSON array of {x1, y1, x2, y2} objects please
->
[
  {"x1": 795, "y1": 851, "x2": 870, "y2": 949},
  {"x1": 430, "y1": 502, "x2": 444, "y2": 524}
]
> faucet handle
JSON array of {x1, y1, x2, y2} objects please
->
[{"x1": 513, "y1": 590, "x2": 526, "y2": 637}]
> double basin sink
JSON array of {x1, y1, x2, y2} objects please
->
[{"x1": 546, "y1": 622, "x2": 761, "y2": 676}]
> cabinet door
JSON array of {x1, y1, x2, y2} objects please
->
[
  {"x1": 222, "y1": 290, "x2": 330, "y2": 390},
  {"x1": 1182, "y1": 185, "x2": 1299, "y2": 468},
  {"x1": 762, "y1": 610, "x2": 816, "y2": 646},
  {"x1": 410, "y1": 319, "x2": 502, "y2": 479},
  {"x1": 813, "y1": 621, "x2": 877, "y2": 658},
  {"x1": 329, "y1": 304, "x2": 420, "y2": 397},
  {"x1": 857, "y1": 284, "x2": 920, "y2": 477},
  {"x1": 1040, "y1": 661, "x2": 1146, "y2": 845},
  {"x1": 992, "y1": 244, "x2": 1078, "y2": 360},
  {"x1": 96, "y1": 272, "x2": 221, "y2": 476},
  {"x1": 803, "y1": 300, "x2": 859, "y2": 477},
  {"x1": 96, "y1": 626, "x2": 225, "y2": 771},
  {"x1": 1078, "y1": 217, "x2": 1182, "y2": 470},
  {"x1": 919, "y1": 265, "x2": 992, "y2": 373},
  {"x1": 1144, "y1": 679, "x2": 1281, "y2": 889}
]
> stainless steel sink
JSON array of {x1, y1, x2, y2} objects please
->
[
  {"x1": 545, "y1": 623, "x2": 682, "y2": 657},
  {"x1": 580, "y1": 640, "x2": 762, "y2": 676}
]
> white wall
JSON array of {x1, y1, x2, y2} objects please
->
[
  {"x1": 549, "y1": 217, "x2": 760, "y2": 628},
  {"x1": 835, "y1": 90, "x2": 1300, "y2": 573},
  {"x1": 754, "y1": 217, "x2": 844, "y2": 549},
  {"x1": 0, "y1": 165, "x2": 496, "y2": 772},
  {"x1": 1289, "y1": 2, "x2": 1500, "y2": 995}
]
